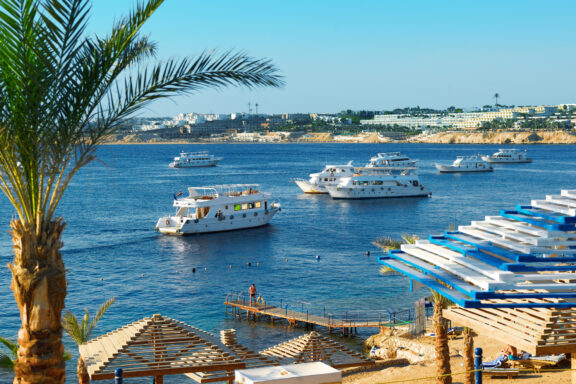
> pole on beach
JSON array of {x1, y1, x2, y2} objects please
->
[
  {"x1": 474, "y1": 347, "x2": 482, "y2": 384},
  {"x1": 115, "y1": 368, "x2": 123, "y2": 384}
]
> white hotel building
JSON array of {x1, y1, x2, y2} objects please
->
[{"x1": 360, "y1": 105, "x2": 575, "y2": 130}]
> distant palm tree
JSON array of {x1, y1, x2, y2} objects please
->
[
  {"x1": 0, "y1": 337, "x2": 18, "y2": 369},
  {"x1": 494, "y1": 93, "x2": 500, "y2": 107},
  {"x1": 463, "y1": 327, "x2": 474, "y2": 384},
  {"x1": 62, "y1": 298, "x2": 115, "y2": 384},
  {"x1": 0, "y1": 1, "x2": 282, "y2": 383},
  {"x1": 432, "y1": 290, "x2": 452, "y2": 384}
]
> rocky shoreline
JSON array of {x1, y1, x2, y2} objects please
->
[{"x1": 103, "y1": 130, "x2": 576, "y2": 145}]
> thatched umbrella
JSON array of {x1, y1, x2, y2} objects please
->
[
  {"x1": 260, "y1": 331, "x2": 374, "y2": 369},
  {"x1": 79, "y1": 314, "x2": 244, "y2": 383}
]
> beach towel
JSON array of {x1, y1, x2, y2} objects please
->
[{"x1": 482, "y1": 355, "x2": 508, "y2": 369}]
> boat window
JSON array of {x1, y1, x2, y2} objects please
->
[
  {"x1": 255, "y1": 201, "x2": 261, "y2": 208},
  {"x1": 242, "y1": 203, "x2": 248, "y2": 210},
  {"x1": 248, "y1": 203, "x2": 254, "y2": 209},
  {"x1": 225, "y1": 205, "x2": 229, "y2": 210},
  {"x1": 234, "y1": 204, "x2": 241, "y2": 211}
]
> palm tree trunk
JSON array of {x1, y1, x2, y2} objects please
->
[
  {"x1": 433, "y1": 302, "x2": 452, "y2": 384},
  {"x1": 463, "y1": 327, "x2": 474, "y2": 384},
  {"x1": 9, "y1": 219, "x2": 67, "y2": 384},
  {"x1": 77, "y1": 356, "x2": 90, "y2": 384}
]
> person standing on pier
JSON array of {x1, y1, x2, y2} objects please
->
[{"x1": 249, "y1": 283, "x2": 257, "y2": 306}]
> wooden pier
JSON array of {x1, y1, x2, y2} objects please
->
[{"x1": 224, "y1": 293, "x2": 413, "y2": 336}]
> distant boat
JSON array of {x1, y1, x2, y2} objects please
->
[
  {"x1": 481, "y1": 148, "x2": 531, "y2": 163},
  {"x1": 155, "y1": 184, "x2": 280, "y2": 235},
  {"x1": 365, "y1": 152, "x2": 418, "y2": 168},
  {"x1": 293, "y1": 161, "x2": 355, "y2": 194},
  {"x1": 169, "y1": 151, "x2": 222, "y2": 168},
  {"x1": 435, "y1": 155, "x2": 493, "y2": 173},
  {"x1": 325, "y1": 167, "x2": 430, "y2": 199}
]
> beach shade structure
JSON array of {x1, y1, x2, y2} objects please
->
[
  {"x1": 259, "y1": 331, "x2": 374, "y2": 369},
  {"x1": 378, "y1": 189, "x2": 576, "y2": 308},
  {"x1": 79, "y1": 314, "x2": 245, "y2": 383},
  {"x1": 185, "y1": 329, "x2": 279, "y2": 383}
]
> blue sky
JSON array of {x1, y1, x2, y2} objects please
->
[{"x1": 88, "y1": 0, "x2": 576, "y2": 116}]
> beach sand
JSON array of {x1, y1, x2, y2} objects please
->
[{"x1": 344, "y1": 330, "x2": 571, "y2": 384}]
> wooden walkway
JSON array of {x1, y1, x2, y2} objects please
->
[{"x1": 224, "y1": 294, "x2": 412, "y2": 336}]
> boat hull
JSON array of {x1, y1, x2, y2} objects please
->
[
  {"x1": 294, "y1": 179, "x2": 328, "y2": 194},
  {"x1": 481, "y1": 155, "x2": 531, "y2": 163},
  {"x1": 326, "y1": 185, "x2": 430, "y2": 199},
  {"x1": 169, "y1": 158, "x2": 221, "y2": 168},
  {"x1": 435, "y1": 164, "x2": 493, "y2": 173},
  {"x1": 155, "y1": 208, "x2": 279, "y2": 235}
]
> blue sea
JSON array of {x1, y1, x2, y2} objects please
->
[{"x1": 1, "y1": 143, "x2": 575, "y2": 383}]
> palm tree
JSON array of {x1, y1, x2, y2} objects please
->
[
  {"x1": 62, "y1": 298, "x2": 115, "y2": 384},
  {"x1": 494, "y1": 93, "x2": 500, "y2": 107},
  {"x1": 431, "y1": 291, "x2": 451, "y2": 384},
  {"x1": 0, "y1": 1, "x2": 282, "y2": 383},
  {"x1": 463, "y1": 327, "x2": 474, "y2": 384}
]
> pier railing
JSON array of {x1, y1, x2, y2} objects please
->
[{"x1": 224, "y1": 292, "x2": 428, "y2": 328}]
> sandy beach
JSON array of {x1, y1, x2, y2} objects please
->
[{"x1": 343, "y1": 329, "x2": 570, "y2": 384}]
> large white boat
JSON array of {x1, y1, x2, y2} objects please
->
[
  {"x1": 169, "y1": 151, "x2": 222, "y2": 168},
  {"x1": 365, "y1": 152, "x2": 417, "y2": 168},
  {"x1": 435, "y1": 155, "x2": 493, "y2": 173},
  {"x1": 481, "y1": 148, "x2": 531, "y2": 163},
  {"x1": 155, "y1": 184, "x2": 280, "y2": 235},
  {"x1": 325, "y1": 168, "x2": 430, "y2": 199},
  {"x1": 293, "y1": 161, "x2": 355, "y2": 194}
]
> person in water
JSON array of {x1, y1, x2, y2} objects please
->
[{"x1": 249, "y1": 283, "x2": 257, "y2": 305}]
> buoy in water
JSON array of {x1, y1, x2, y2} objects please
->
[
  {"x1": 247, "y1": 262, "x2": 251, "y2": 267},
  {"x1": 256, "y1": 262, "x2": 260, "y2": 267},
  {"x1": 192, "y1": 268, "x2": 196, "y2": 273},
  {"x1": 315, "y1": 255, "x2": 320, "y2": 260},
  {"x1": 229, "y1": 265, "x2": 233, "y2": 269},
  {"x1": 285, "y1": 258, "x2": 289, "y2": 262},
  {"x1": 365, "y1": 251, "x2": 371, "y2": 256}
]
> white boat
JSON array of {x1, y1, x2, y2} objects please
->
[
  {"x1": 155, "y1": 184, "x2": 280, "y2": 235},
  {"x1": 481, "y1": 148, "x2": 532, "y2": 163},
  {"x1": 365, "y1": 152, "x2": 417, "y2": 168},
  {"x1": 325, "y1": 168, "x2": 430, "y2": 199},
  {"x1": 169, "y1": 151, "x2": 222, "y2": 168},
  {"x1": 435, "y1": 155, "x2": 493, "y2": 173},
  {"x1": 293, "y1": 161, "x2": 355, "y2": 194}
]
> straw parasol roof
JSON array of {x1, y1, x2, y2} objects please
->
[
  {"x1": 79, "y1": 314, "x2": 245, "y2": 381},
  {"x1": 260, "y1": 331, "x2": 374, "y2": 368}
]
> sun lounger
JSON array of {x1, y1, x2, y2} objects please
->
[
  {"x1": 482, "y1": 355, "x2": 507, "y2": 369},
  {"x1": 528, "y1": 353, "x2": 566, "y2": 364},
  {"x1": 482, "y1": 367, "x2": 520, "y2": 379}
]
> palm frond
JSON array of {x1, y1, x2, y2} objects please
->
[
  {"x1": 62, "y1": 311, "x2": 85, "y2": 345},
  {"x1": 0, "y1": 337, "x2": 17, "y2": 356},
  {"x1": 0, "y1": 352, "x2": 14, "y2": 369},
  {"x1": 86, "y1": 297, "x2": 115, "y2": 340}
]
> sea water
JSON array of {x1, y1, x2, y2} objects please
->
[{"x1": 0, "y1": 143, "x2": 575, "y2": 383}]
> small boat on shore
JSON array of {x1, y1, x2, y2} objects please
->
[
  {"x1": 169, "y1": 151, "x2": 222, "y2": 168},
  {"x1": 435, "y1": 155, "x2": 493, "y2": 173},
  {"x1": 325, "y1": 167, "x2": 430, "y2": 199},
  {"x1": 365, "y1": 152, "x2": 417, "y2": 168},
  {"x1": 293, "y1": 161, "x2": 355, "y2": 194},
  {"x1": 155, "y1": 184, "x2": 280, "y2": 235},
  {"x1": 481, "y1": 148, "x2": 531, "y2": 163}
]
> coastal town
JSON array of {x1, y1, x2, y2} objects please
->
[{"x1": 111, "y1": 103, "x2": 576, "y2": 144}]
